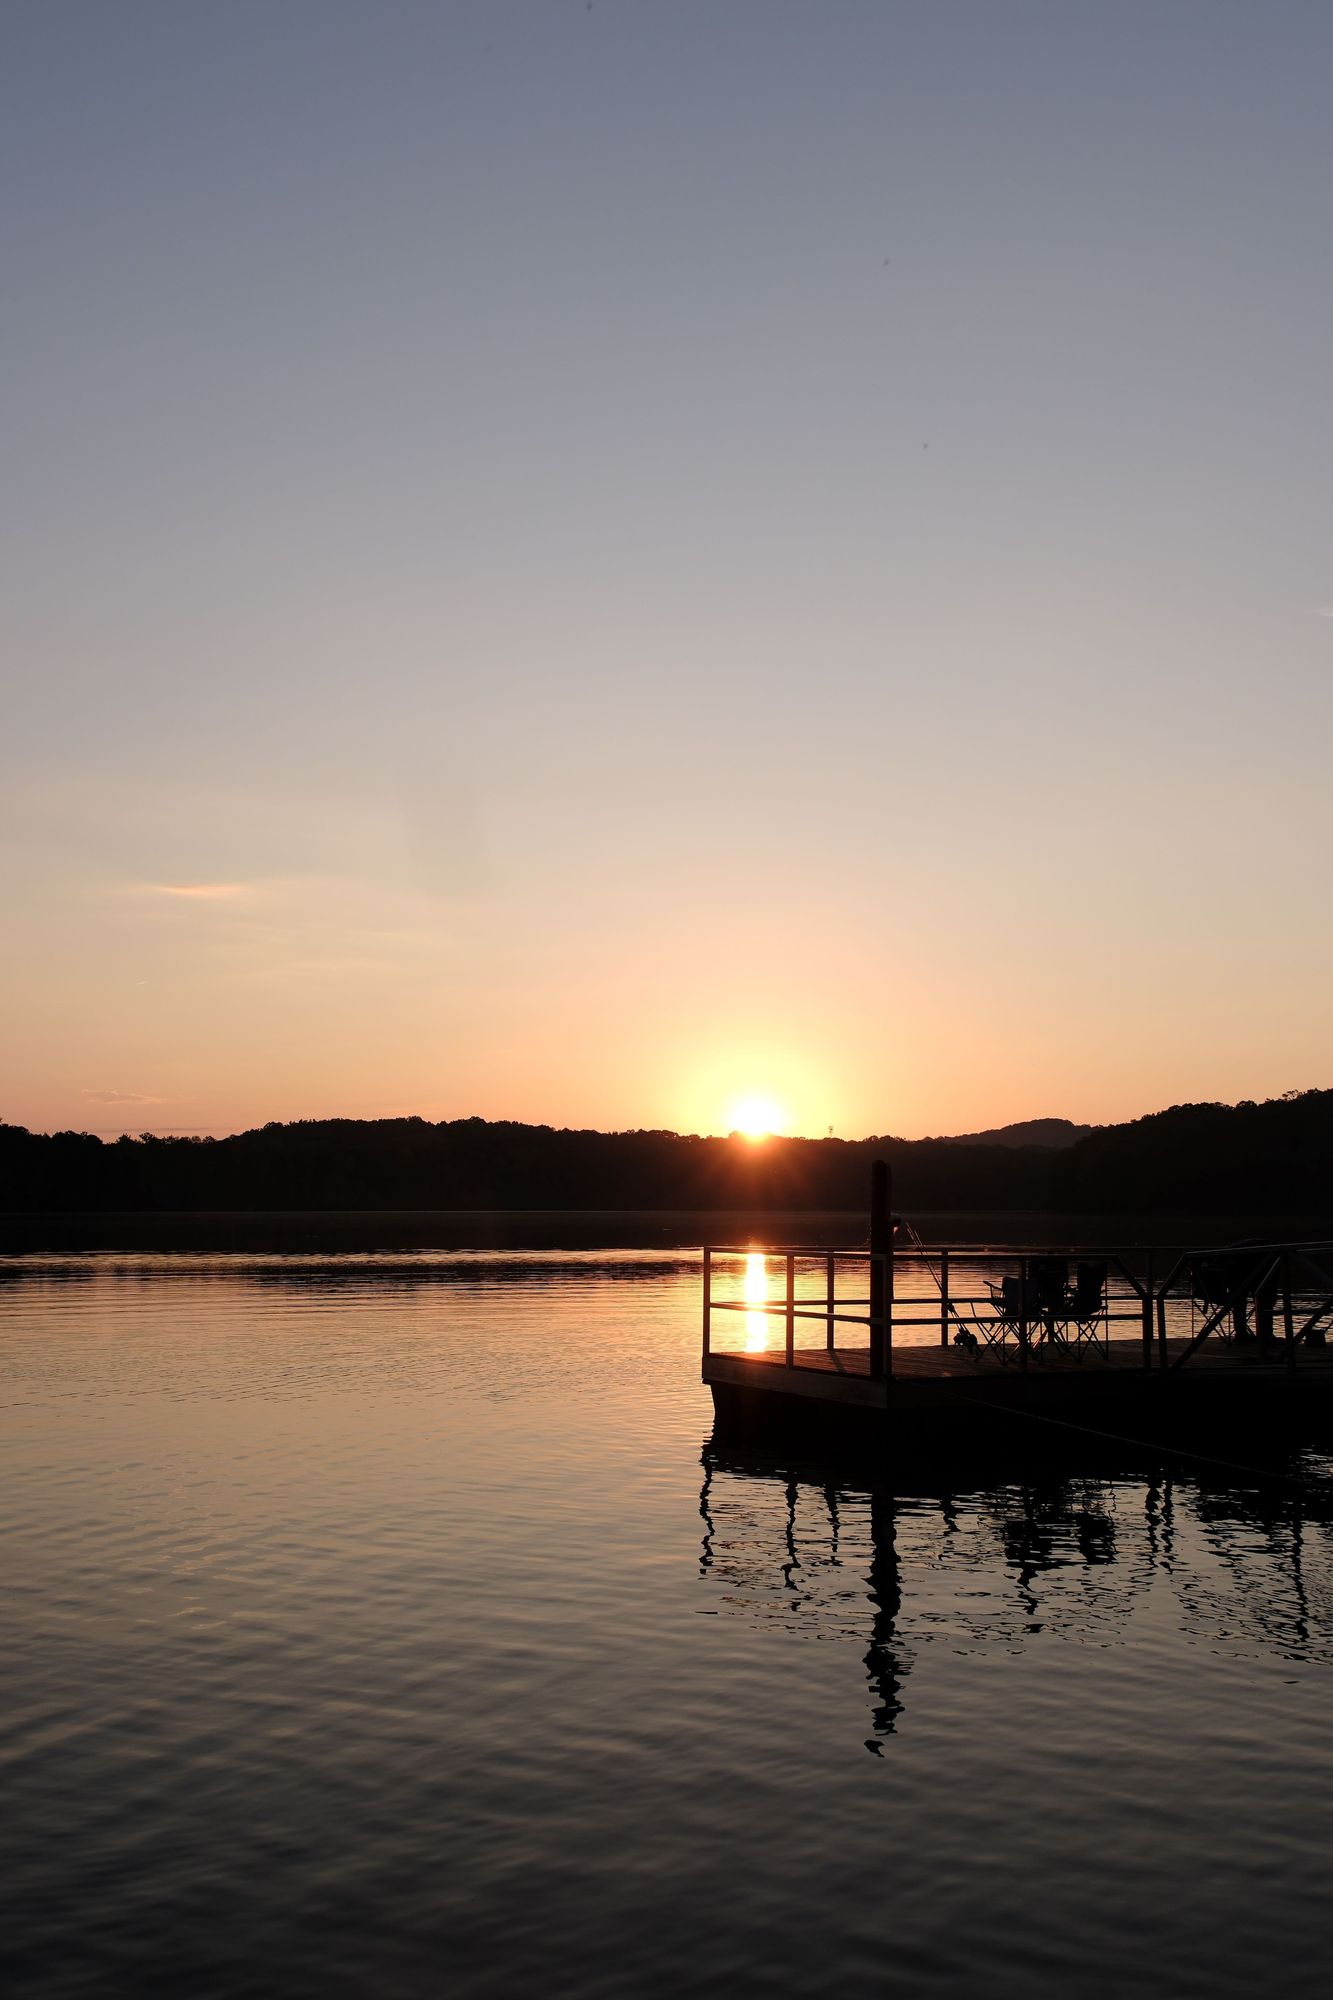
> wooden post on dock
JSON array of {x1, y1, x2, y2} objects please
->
[
  {"x1": 826, "y1": 1253, "x2": 835, "y2": 1352},
  {"x1": 1142, "y1": 1252, "x2": 1154, "y2": 1371},
  {"x1": 869, "y1": 1160, "x2": 891, "y2": 1379},
  {"x1": 785, "y1": 1252, "x2": 795, "y2": 1367}
]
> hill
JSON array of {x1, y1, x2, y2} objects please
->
[
  {"x1": 937, "y1": 1117, "x2": 1094, "y2": 1150},
  {"x1": 1, "y1": 1089, "x2": 1330, "y2": 1219}
]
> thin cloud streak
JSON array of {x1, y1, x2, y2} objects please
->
[{"x1": 148, "y1": 883, "x2": 248, "y2": 900}]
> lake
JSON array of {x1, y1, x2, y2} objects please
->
[{"x1": 3, "y1": 1242, "x2": 1332, "y2": 1997}]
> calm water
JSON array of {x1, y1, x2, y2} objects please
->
[{"x1": 4, "y1": 1250, "x2": 1333, "y2": 1998}]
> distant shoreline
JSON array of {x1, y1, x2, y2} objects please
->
[
  {"x1": 4, "y1": 1207, "x2": 1329, "y2": 1256},
  {"x1": 6, "y1": 1096, "x2": 1332, "y2": 1229}
]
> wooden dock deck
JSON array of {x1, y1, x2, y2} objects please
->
[{"x1": 731, "y1": 1337, "x2": 1333, "y2": 1381}]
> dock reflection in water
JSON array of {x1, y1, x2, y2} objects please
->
[{"x1": 698, "y1": 1440, "x2": 1333, "y2": 1754}]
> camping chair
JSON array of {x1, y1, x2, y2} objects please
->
[
  {"x1": 1188, "y1": 1253, "x2": 1279, "y2": 1346},
  {"x1": 1189, "y1": 1257, "x2": 1234, "y2": 1328},
  {"x1": 983, "y1": 1273, "x2": 1033, "y2": 1356},
  {"x1": 1062, "y1": 1260, "x2": 1108, "y2": 1355},
  {"x1": 1029, "y1": 1257, "x2": 1070, "y2": 1348}
]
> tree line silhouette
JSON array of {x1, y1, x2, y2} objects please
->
[{"x1": 1, "y1": 1089, "x2": 1330, "y2": 1217}]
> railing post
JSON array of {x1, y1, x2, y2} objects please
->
[
  {"x1": 1142, "y1": 1252, "x2": 1153, "y2": 1371},
  {"x1": 702, "y1": 1246, "x2": 711, "y2": 1358},
  {"x1": 785, "y1": 1253, "x2": 795, "y2": 1367},
  {"x1": 1019, "y1": 1254, "x2": 1029, "y2": 1375},
  {"x1": 1157, "y1": 1287, "x2": 1168, "y2": 1368},
  {"x1": 940, "y1": 1246, "x2": 950, "y2": 1349},
  {"x1": 1283, "y1": 1252, "x2": 1296, "y2": 1375},
  {"x1": 826, "y1": 1253, "x2": 835, "y2": 1352},
  {"x1": 885, "y1": 1248, "x2": 894, "y2": 1374}
]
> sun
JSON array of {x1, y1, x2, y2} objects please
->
[{"x1": 725, "y1": 1092, "x2": 787, "y2": 1142}]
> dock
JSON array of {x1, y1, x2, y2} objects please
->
[{"x1": 702, "y1": 1164, "x2": 1333, "y2": 1452}]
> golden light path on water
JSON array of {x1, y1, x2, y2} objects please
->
[{"x1": 744, "y1": 1251, "x2": 769, "y2": 1351}]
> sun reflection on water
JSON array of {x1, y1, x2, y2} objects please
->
[{"x1": 744, "y1": 1250, "x2": 769, "y2": 1351}]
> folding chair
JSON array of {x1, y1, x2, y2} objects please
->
[
  {"x1": 1029, "y1": 1258, "x2": 1070, "y2": 1350},
  {"x1": 1062, "y1": 1260, "x2": 1108, "y2": 1356},
  {"x1": 983, "y1": 1273, "x2": 1031, "y2": 1357},
  {"x1": 1189, "y1": 1254, "x2": 1277, "y2": 1346}
]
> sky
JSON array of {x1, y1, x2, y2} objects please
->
[{"x1": 3, "y1": 1, "x2": 1332, "y2": 1141}]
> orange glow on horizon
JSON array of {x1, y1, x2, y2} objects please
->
[{"x1": 726, "y1": 1092, "x2": 787, "y2": 1141}]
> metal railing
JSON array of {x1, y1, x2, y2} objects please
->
[
  {"x1": 701, "y1": 1238, "x2": 1333, "y2": 1379},
  {"x1": 703, "y1": 1245, "x2": 895, "y2": 1370},
  {"x1": 1153, "y1": 1240, "x2": 1333, "y2": 1374}
]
